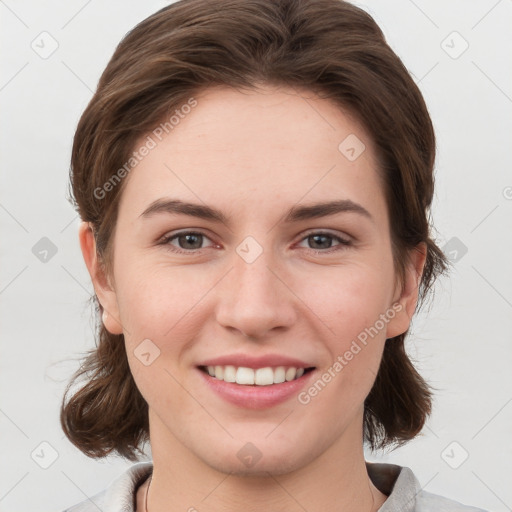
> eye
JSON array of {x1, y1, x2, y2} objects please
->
[
  {"x1": 297, "y1": 231, "x2": 352, "y2": 252},
  {"x1": 158, "y1": 230, "x2": 352, "y2": 255},
  {"x1": 160, "y1": 231, "x2": 215, "y2": 253}
]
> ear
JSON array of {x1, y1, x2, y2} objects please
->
[
  {"x1": 78, "y1": 221, "x2": 123, "y2": 335},
  {"x1": 385, "y1": 242, "x2": 427, "y2": 339}
]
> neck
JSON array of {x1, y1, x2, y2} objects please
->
[{"x1": 137, "y1": 412, "x2": 387, "y2": 512}]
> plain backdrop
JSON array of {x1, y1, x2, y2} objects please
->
[{"x1": 1, "y1": 1, "x2": 511, "y2": 511}]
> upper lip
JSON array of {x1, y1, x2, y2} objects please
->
[{"x1": 198, "y1": 354, "x2": 315, "y2": 369}]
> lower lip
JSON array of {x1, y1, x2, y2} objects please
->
[{"x1": 197, "y1": 368, "x2": 316, "y2": 409}]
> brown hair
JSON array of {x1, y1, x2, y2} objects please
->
[{"x1": 61, "y1": 0, "x2": 449, "y2": 461}]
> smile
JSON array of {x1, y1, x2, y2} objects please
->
[{"x1": 200, "y1": 365, "x2": 315, "y2": 386}]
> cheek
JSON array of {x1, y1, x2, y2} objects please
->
[
  {"x1": 292, "y1": 262, "x2": 392, "y2": 401},
  {"x1": 294, "y1": 261, "x2": 394, "y2": 339},
  {"x1": 115, "y1": 259, "x2": 211, "y2": 339},
  {"x1": 117, "y1": 264, "x2": 206, "y2": 406}
]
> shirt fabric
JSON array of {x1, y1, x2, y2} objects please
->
[{"x1": 62, "y1": 461, "x2": 488, "y2": 512}]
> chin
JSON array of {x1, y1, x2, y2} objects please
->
[
  {"x1": 203, "y1": 450, "x2": 311, "y2": 477},
  {"x1": 193, "y1": 434, "x2": 324, "y2": 478}
]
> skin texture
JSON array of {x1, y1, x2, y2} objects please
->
[{"x1": 79, "y1": 84, "x2": 426, "y2": 512}]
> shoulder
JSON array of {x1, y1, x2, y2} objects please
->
[
  {"x1": 61, "y1": 462, "x2": 153, "y2": 512},
  {"x1": 415, "y1": 488, "x2": 489, "y2": 512},
  {"x1": 367, "y1": 462, "x2": 489, "y2": 512}
]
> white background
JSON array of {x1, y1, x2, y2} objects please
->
[{"x1": 1, "y1": 1, "x2": 511, "y2": 511}]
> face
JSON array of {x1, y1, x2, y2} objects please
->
[{"x1": 83, "y1": 84, "x2": 423, "y2": 476}]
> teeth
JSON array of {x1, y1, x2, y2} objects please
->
[
  {"x1": 255, "y1": 367, "x2": 274, "y2": 386},
  {"x1": 223, "y1": 365, "x2": 236, "y2": 382},
  {"x1": 285, "y1": 367, "x2": 296, "y2": 381},
  {"x1": 273, "y1": 366, "x2": 286, "y2": 384},
  {"x1": 205, "y1": 365, "x2": 309, "y2": 385},
  {"x1": 236, "y1": 366, "x2": 254, "y2": 385}
]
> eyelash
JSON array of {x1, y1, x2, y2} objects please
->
[{"x1": 158, "y1": 230, "x2": 352, "y2": 255}]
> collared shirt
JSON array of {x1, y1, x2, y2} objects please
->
[{"x1": 62, "y1": 461, "x2": 488, "y2": 511}]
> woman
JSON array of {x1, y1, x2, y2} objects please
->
[{"x1": 60, "y1": 0, "x2": 487, "y2": 510}]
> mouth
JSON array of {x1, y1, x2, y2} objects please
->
[{"x1": 198, "y1": 365, "x2": 316, "y2": 386}]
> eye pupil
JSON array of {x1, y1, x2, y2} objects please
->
[
  {"x1": 180, "y1": 233, "x2": 202, "y2": 249},
  {"x1": 309, "y1": 234, "x2": 331, "y2": 249}
]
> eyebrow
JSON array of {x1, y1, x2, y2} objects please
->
[{"x1": 138, "y1": 198, "x2": 374, "y2": 224}]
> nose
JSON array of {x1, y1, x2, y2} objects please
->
[{"x1": 215, "y1": 246, "x2": 298, "y2": 340}]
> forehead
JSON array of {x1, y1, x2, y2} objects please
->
[{"x1": 117, "y1": 84, "x2": 385, "y2": 222}]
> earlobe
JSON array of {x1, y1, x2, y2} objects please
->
[
  {"x1": 385, "y1": 242, "x2": 427, "y2": 339},
  {"x1": 78, "y1": 221, "x2": 124, "y2": 335}
]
